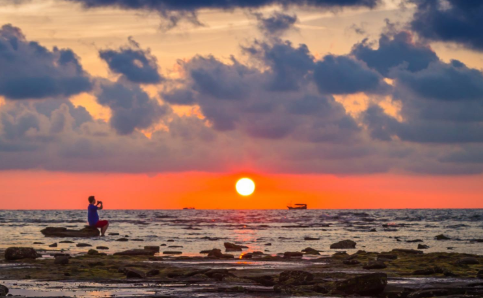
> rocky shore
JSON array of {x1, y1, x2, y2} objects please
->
[{"x1": 1, "y1": 238, "x2": 483, "y2": 297}]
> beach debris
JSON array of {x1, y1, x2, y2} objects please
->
[
  {"x1": 41, "y1": 226, "x2": 99, "y2": 237},
  {"x1": 301, "y1": 247, "x2": 320, "y2": 255},
  {"x1": 54, "y1": 255, "x2": 70, "y2": 265},
  {"x1": 335, "y1": 273, "x2": 387, "y2": 296},
  {"x1": 0, "y1": 284, "x2": 8, "y2": 296},
  {"x1": 224, "y1": 242, "x2": 247, "y2": 251},
  {"x1": 114, "y1": 249, "x2": 155, "y2": 256},
  {"x1": 363, "y1": 261, "x2": 387, "y2": 269},
  {"x1": 417, "y1": 244, "x2": 429, "y2": 249},
  {"x1": 144, "y1": 246, "x2": 160, "y2": 253},
  {"x1": 330, "y1": 240, "x2": 356, "y2": 249},
  {"x1": 76, "y1": 243, "x2": 91, "y2": 247},
  {"x1": 435, "y1": 234, "x2": 451, "y2": 240},
  {"x1": 5, "y1": 247, "x2": 39, "y2": 261}
]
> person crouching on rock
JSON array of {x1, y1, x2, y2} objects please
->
[{"x1": 87, "y1": 196, "x2": 109, "y2": 236}]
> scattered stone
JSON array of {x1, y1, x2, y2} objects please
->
[
  {"x1": 245, "y1": 275, "x2": 276, "y2": 286},
  {"x1": 146, "y1": 269, "x2": 160, "y2": 277},
  {"x1": 76, "y1": 243, "x2": 92, "y2": 247},
  {"x1": 265, "y1": 243, "x2": 271, "y2": 246},
  {"x1": 131, "y1": 239, "x2": 144, "y2": 241},
  {"x1": 406, "y1": 239, "x2": 423, "y2": 243},
  {"x1": 224, "y1": 242, "x2": 247, "y2": 251},
  {"x1": 377, "y1": 254, "x2": 397, "y2": 261},
  {"x1": 335, "y1": 273, "x2": 387, "y2": 296},
  {"x1": 49, "y1": 243, "x2": 58, "y2": 247},
  {"x1": 33, "y1": 242, "x2": 44, "y2": 244},
  {"x1": 96, "y1": 246, "x2": 109, "y2": 250},
  {"x1": 167, "y1": 240, "x2": 174, "y2": 242},
  {"x1": 304, "y1": 237, "x2": 319, "y2": 241},
  {"x1": 114, "y1": 249, "x2": 155, "y2": 256},
  {"x1": 54, "y1": 256, "x2": 69, "y2": 265},
  {"x1": 108, "y1": 233, "x2": 119, "y2": 236},
  {"x1": 148, "y1": 257, "x2": 164, "y2": 261},
  {"x1": 301, "y1": 247, "x2": 320, "y2": 255},
  {"x1": 283, "y1": 252, "x2": 303, "y2": 258},
  {"x1": 418, "y1": 244, "x2": 429, "y2": 249},
  {"x1": 87, "y1": 249, "x2": 99, "y2": 255},
  {"x1": 125, "y1": 268, "x2": 145, "y2": 279},
  {"x1": 163, "y1": 251, "x2": 182, "y2": 255},
  {"x1": 59, "y1": 241, "x2": 74, "y2": 243},
  {"x1": 456, "y1": 257, "x2": 479, "y2": 265},
  {"x1": 343, "y1": 259, "x2": 361, "y2": 265},
  {"x1": 41, "y1": 226, "x2": 99, "y2": 237},
  {"x1": 144, "y1": 246, "x2": 160, "y2": 253},
  {"x1": 392, "y1": 249, "x2": 423, "y2": 255},
  {"x1": 168, "y1": 246, "x2": 183, "y2": 248},
  {"x1": 160, "y1": 244, "x2": 166, "y2": 246},
  {"x1": 278, "y1": 271, "x2": 313, "y2": 286},
  {"x1": 0, "y1": 284, "x2": 8, "y2": 296},
  {"x1": 5, "y1": 247, "x2": 39, "y2": 261},
  {"x1": 115, "y1": 238, "x2": 129, "y2": 242},
  {"x1": 412, "y1": 266, "x2": 443, "y2": 275},
  {"x1": 363, "y1": 261, "x2": 387, "y2": 269},
  {"x1": 330, "y1": 240, "x2": 356, "y2": 249},
  {"x1": 435, "y1": 234, "x2": 450, "y2": 240}
]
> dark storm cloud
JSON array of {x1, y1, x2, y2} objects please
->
[
  {"x1": 99, "y1": 37, "x2": 163, "y2": 84},
  {"x1": 351, "y1": 31, "x2": 439, "y2": 77},
  {"x1": 314, "y1": 55, "x2": 389, "y2": 94},
  {"x1": 97, "y1": 81, "x2": 170, "y2": 135},
  {"x1": 0, "y1": 24, "x2": 92, "y2": 100},
  {"x1": 255, "y1": 11, "x2": 297, "y2": 37},
  {"x1": 410, "y1": 0, "x2": 483, "y2": 51}
]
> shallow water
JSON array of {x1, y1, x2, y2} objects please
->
[{"x1": 1, "y1": 209, "x2": 482, "y2": 256}]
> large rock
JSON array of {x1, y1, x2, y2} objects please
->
[
  {"x1": 363, "y1": 261, "x2": 387, "y2": 269},
  {"x1": 114, "y1": 249, "x2": 155, "y2": 256},
  {"x1": 41, "y1": 226, "x2": 100, "y2": 238},
  {"x1": 435, "y1": 234, "x2": 450, "y2": 240},
  {"x1": 335, "y1": 273, "x2": 387, "y2": 296},
  {"x1": 330, "y1": 240, "x2": 356, "y2": 249},
  {"x1": 54, "y1": 255, "x2": 70, "y2": 265},
  {"x1": 144, "y1": 246, "x2": 160, "y2": 253},
  {"x1": 456, "y1": 257, "x2": 479, "y2": 265},
  {"x1": 301, "y1": 247, "x2": 320, "y2": 255},
  {"x1": 224, "y1": 242, "x2": 247, "y2": 251},
  {"x1": 0, "y1": 284, "x2": 8, "y2": 296},
  {"x1": 5, "y1": 247, "x2": 39, "y2": 261},
  {"x1": 284, "y1": 252, "x2": 303, "y2": 258}
]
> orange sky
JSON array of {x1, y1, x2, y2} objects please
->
[{"x1": 1, "y1": 170, "x2": 482, "y2": 209}]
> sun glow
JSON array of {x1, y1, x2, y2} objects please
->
[{"x1": 236, "y1": 178, "x2": 255, "y2": 196}]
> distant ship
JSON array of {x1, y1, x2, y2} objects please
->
[
  {"x1": 183, "y1": 207, "x2": 195, "y2": 210},
  {"x1": 287, "y1": 204, "x2": 307, "y2": 210}
]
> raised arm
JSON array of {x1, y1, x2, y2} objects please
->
[{"x1": 97, "y1": 201, "x2": 104, "y2": 210}]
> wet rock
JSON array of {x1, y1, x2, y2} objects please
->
[
  {"x1": 59, "y1": 241, "x2": 74, "y2": 243},
  {"x1": 283, "y1": 252, "x2": 303, "y2": 258},
  {"x1": 168, "y1": 245, "x2": 183, "y2": 248},
  {"x1": 477, "y1": 270, "x2": 483, "y2": 279},
  {"x1": 114, "y1": 249, "x2": 155, "y2": 256},
  {"x1": 301, "y1": 247, "x2": 320, "y2": 255},
  {"x1": 443, "y1": 270, "x2": 457, "y2": 277},
  {"x1": 0, "y1": 284, "x2": 8, "y2": 296},
  {"x1": 406, "y1": 239, "x2": 423, "y2": 243},
  {"x1": 435, "y1": 234, "x2": 451, "y2": 240},
  {"x1": 456, "y1": 257, "x2": 479, "y2": 265},
  {"x1": 163, "y1": 251, "x2": 182, "y2": 255},
  {"x1": 148, "y1": 256, "x2": 164, "y2": 261},
  {"x1": 87, "y1": 249, "x2": 99, "y2": 255},
  {"x1": 412, "y1": 266, "x2": 443, "y2": 275},
  {"x1": 76, "y1": 243, "x2": 91, "y2": 247},
  {"x1": 335, "y1": 273, "x2": 387, "y2": 296},
  {"x1": 241, "y1": 252, "x2": 264, "y2": 259},
  {"x1": 5, "y1": 247, "x2": 39, "y2": 261},
  {"x1": 49, "y1": 243, "x2": 57, "y2": 247},
  {"x1": 377, "y1": 254, "x2": 397, "y2": 261},
  {"x1": 33, "y1": 242, "x2": 44, "y2": 244},
  {"x1": 204, "y1": 269, "x2": 235, "y2": 281},
  {"x1": 265, "y1": 243, "x2": 271, "y2": 246},
  {"x1": 418, "y1": 244, "x2": 429, "y2": 249},
  {"x1": 96, "y1": 246, "x2": 109, "y2": 250},
  {"x1": 363, "y1": 261, "x2": 387, "y2": 269},
  {"x1": 343, "y1": 259, "x2": 361, "y2": 265},
  {"x1": 125, "y1": 268, "x2": 146, "y2": 279},
  {"x1": 108, "y1": 233, "x2": 119, "y2": 236},
  {"x1": 224, "y1": 242, "x2": 247, "y2": 251},
  {"x1": 144, "y1": 246, "x2": 160, "y2": 253},
  {"x1": 41, "y1": 226, "x2": 99, "y2": 237},
  {"x1": 330, "y1": 240, "x2": 356, "y2": 249},
  {"x1": 115, "y1": 238, "x2": 129, "y2": 242},
  {"x1": 54, "y1": 255, "x2": 69, "y2": 265},
  {"x1": 407, "y1": 289, "x2": 449, "y2": 298},
  {"x1": 167, "y1": 239, "x2": 174, "y2": 242},
  {"x1": 278, "y1": 271, "x2": 313, "y2": 286},
  {"x1": 304, "y1": 237, "x2": 319, "y2": 241},
  {"x1": 160, "y1": 244, "x2": 166, "y2": 246},
  {"x1": 146, "y1": 269, "x2": 160, "y2": 277},
  {"x1": 245, "y1": 275, "x2": 275, "y2": 286},
  {"x1": 392, "y1": 248, "x2": 423, "y2": 255}
]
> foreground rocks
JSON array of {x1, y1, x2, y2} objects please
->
[
  {"x1": 334, "y1": 273, "x2": 387, "y2": 295},
  {"x1": 0, "y1": 284, "x2": 8, "y2": 296},
  {"x1": 5, "y1": 247, "x2": 39, "y2": 261},
  {"x1": 330, "y1": 240, "x2": 356, "y2": 249},
  {"x1": 114, "y1": 249, "x2": 156, "y2": 256},
  {"x1": 40, "y1": 226, "x2": 100, "y2": 237}
]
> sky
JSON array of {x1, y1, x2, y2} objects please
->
[{"x1": 1, "y1": 0, "x2": 483, "y2": 209}]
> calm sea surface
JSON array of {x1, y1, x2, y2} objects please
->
[{"x1": 1, "y1": 209, "x2": 482, "y2": 256}]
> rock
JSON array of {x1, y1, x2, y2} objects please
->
[
  {"x1": 363, "y1": 261, "x2": 387, "y2": 269},
  {"x1": 33, "y1": 242, "x2": 44, "y2": 244},
  {"x1": 204, "y1": 269, "x2": 235, "y2": 281},
  {"x1": 435, "y1": 234, "x2": 450, "y2": 240},
  {"x1": 377, "y1": 254, "x2": 397, "y2": 261},
  {"x1": 87, "y1": 249, "x2": 99, "y2": 255},
  {"x1": 330, "y1": 240, "x2": 356, "y2": 249},
  {"x1": 168, "y1": 245, "x2": 183, "y2": 248},
  {"x1": 163, "y1": 251, "x2": 182, "y2": 255},
  {"x1": 115, "y1": 238, "x2": 129, "y2": 242},
  {"x1": 412, "y1": 266, "x2": 443, "y2": 275},
  {"x1": 96, "y1": 246, "x2": 109, "y2": 250},
  {"x1": 265, "y1": 243, "x2": 271, "y2": 246},
  {"x1": 407, "y1": 289, "x2": 449, "y2": 298},
  {"x1": 301, "y1": 247, "x2": 320, "y2": 255},
  {"x1": 343, "y1": 259, "x2": 361, "y2": 265},
  {"x1": 477, "y1": 269, "x2": 483, "y2": 279},
  {"x1": 54, "y1": 256, "x2": 69, "y2": 265},
  {"x1": 49, "y1": 243, "x2": 58, "y2": 247},
  {"x1": 418, "y1": 244, "x2": 429, "y2": 249},
  {"x1": 304, "y1": 237, "x2": 319, "y2": 241},
  {"x1": 0, "y1": 284, "x2": 8, "y2": 296},
  {"x1": 283, "y1": 252, "x2": 303, "y2": 258},
  {"x1": 146, "y1": 269, "x2": 160, "y2": 277},
  {"x1": 456, "y1": 257, "x2": 479, "y2": 265},
  {"x1": 335, "y1": 273, "x2": 387, "y2": 296},
  {"x1": 114, "y1": 249, "x2": 155, "y2": 256},
  {"x1": 59, "y1": 241, "x2": 74, "y2": 243},
  {"x1": 144, "y1": 246, "x2": 160, "y2": 253},
  {"x1": 76, "y1": 243, "x2": 91, "y2": 247},
  {"x1": 246, "y1": 275, "x2": 275, "y2": 286},
  {"x1": 108, "y1": 233, "x2": 119, "y2": 236},
  {"x1": 224, "y1": 242, "x2": 247, "y2": 251},
  {"x1": 131, "y1": 239, "x2": 144, "y2": 241},
  {"x1": 125, "y1": 268, "x2": 145, "y2": 279},
  {"x1": 406, "y1": 239, "x2": 423, "y2": 243},
  {"x1": 4, "y1": 247, "x2": 39, "y2": 261},
  {"x1": 392, "y1": 249, "x2": 423, "y2": 254},
  {"x1": 41, "y1": 226, "x2": 99, "y2": 238},
  {"x1": 278, "y1": 271, "x2": 314, "y2": 286}
]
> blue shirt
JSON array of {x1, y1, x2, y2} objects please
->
[{"x1": 87, "y1": 204, "x2": 99, "y2": 226}]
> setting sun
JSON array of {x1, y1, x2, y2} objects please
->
[{"x1": 236, "y1": 178, "x2": 255, "y2": 196}]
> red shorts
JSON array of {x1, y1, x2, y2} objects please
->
[{"x1": 94, "y1": 220, "x2": 109, "y2": 228}]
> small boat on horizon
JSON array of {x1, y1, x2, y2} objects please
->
[{"x1": 287, "y1": 204, "x2": 307, "y2": 210}]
